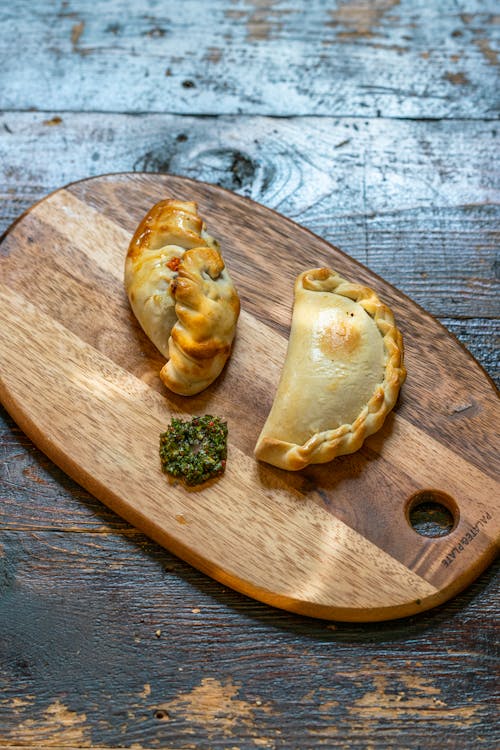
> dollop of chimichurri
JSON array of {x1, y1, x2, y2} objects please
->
[{"x1": 159, "y1": 415, "x2": 228, "y2": 486}]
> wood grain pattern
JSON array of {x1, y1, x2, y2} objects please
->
[
  {"x1": 0, "y1": 525, "x2": 497, "y2": 748},
  {"x1": 1, "y1": 0, "x2": 498, "y2": 118},
  {"x1": 1, "y1": 113, "x2": 498, "y2": 383},
  {"x1": 1, "y1": 0, "x2": 499, "y2": 745},
  {"x1": 0, "y1": 173, "x2": 498, "y2": 622}
]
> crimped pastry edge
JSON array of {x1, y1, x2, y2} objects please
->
[
  {"x1": 254, "y1": 268, "x2": 407, "y2": 471},
  {"x1": 125, "y1": 199, "x2": 239, "y2": 396},
  {"x1": 160, "y1": 246, "x2": 240, "y2": 395}
]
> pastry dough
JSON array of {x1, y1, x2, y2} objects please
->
[
  {"x1": 125, "y1": 199, "x2": 240, "y2": 395},
  {"x1": 161, "y1": 246, "x2": 240, "y2": 395},
  {"x1": 125, "y1": 199, "x2": 220, "y2": 358},
  {"x1": 254, "y1": 268, "x2": 406, "y2": 470}
]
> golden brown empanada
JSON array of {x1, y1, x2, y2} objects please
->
[
  {"x1": 125, "y1": 199, "x2": 240, "y2": 395},
  {"x1": 254, "y1": 268, "x2": 406, "y2": 470},
  {"x1": 161, "y1": 246, "x2": 240, "y2": 395}
]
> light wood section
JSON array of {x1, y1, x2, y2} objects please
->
[{"x1": 0, "y1": 174, "x2": 498, "y2": 620}]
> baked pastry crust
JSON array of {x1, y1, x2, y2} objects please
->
[
  {"x1": 161, "y1": 246, "x2": 240, "y2": 395},
  {"x1": 125, "y1": 199, "x2": 239, "y2": 395},
  {"x1": 254, "y1": 268, "x2": 406, "y2": 470}
]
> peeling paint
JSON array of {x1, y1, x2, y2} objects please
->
[
  {"x1": 475, "y1": 38, "x2": 498, "y2": 66},
  {"x1": 71, "y1": 20, "x2": 85, "y2": 50},
  {"x1": 42, "y1": 116, "x2": 63, "y2": 128},
  {"x1": 227, "y1": 0, "x2": 289, "y2": 42},
  {"x1": 205, "y1": 46, "x2": 223, "y2": 63},
  {"x1": 3, "y1": 698, "x2": 90, "y2": 744},
  {"x1": 225, "y1": 9, "x2": 246, "y2": 21},
  {"x1": 156, "y1": 677, "x2": 271, "y2": 737},
  {"x1": 329, "y1": 0, "x2": 400, "y2": 37},
  {"x1": 6, "y1": 696, "x2": 32, "y2": 707},
  {"x1": 444, "y1": 71, "x2": 470, "y2": 85},
  {"x1": 140, "y1": 682, "x2": 151, "y2": 698},
  {"x1": 348, "y1": 674, "x2": 481, "y2": 726}
]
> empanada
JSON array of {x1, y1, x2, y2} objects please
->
[
  {"x1": 162, "y1": 246, "x2": 240, "y2": 395},
  {"x1": 125, "y1": 199, "x2": 240, "y2": 395},
  {"x1": 254, "y1": 268, "x2": 406, "y2": 470}
]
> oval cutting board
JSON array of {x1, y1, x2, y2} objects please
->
[{"x1": 0, "y1": 173, "x2": 498, "y2": 621}]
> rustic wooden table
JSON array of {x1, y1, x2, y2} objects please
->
[{"x1": 0, "y1": 1, "x2": 498, "y2": 748}]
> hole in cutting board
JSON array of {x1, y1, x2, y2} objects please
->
[{"x1": 407, "y1": 490, "x2": 458, "y2": 537}]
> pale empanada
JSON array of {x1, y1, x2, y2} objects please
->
[
  {"x1": 125, "y1": 199, "x2": 240, "y2": 395},
  {"x1": 254, "y1": 268, "x2": 406, "y2": 470}
]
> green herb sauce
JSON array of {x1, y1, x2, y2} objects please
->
[{"x1": 159, "y1": 415, "x2": 228, "y2": 486}]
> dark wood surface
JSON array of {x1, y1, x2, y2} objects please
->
[{"x1": 0, "y1": 1, "x2": 498, "y2": 748}]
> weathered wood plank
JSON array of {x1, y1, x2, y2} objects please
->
[
  {"x1": 443, "y1": 318, "x2": 499, "y2": 383},
  {"x1": 0, "y1": 528, "x2": 498, "y2": 747},
  {"x1": 0, "y1": 0, "x2": 497, "y2": 746},
  {"x1": 1, "y1": 112, "x2": 498, "y2": 319},
  {"x1": 1, "y1": 111, "x2": 498, "y2": 388},
  {"x1": 0, "y1": 0, "x2": 498, "y2": 118}
]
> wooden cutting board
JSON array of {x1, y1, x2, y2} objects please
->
[{"x1": 1, "y1": 173, "x2": 498, "y2": 621}]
